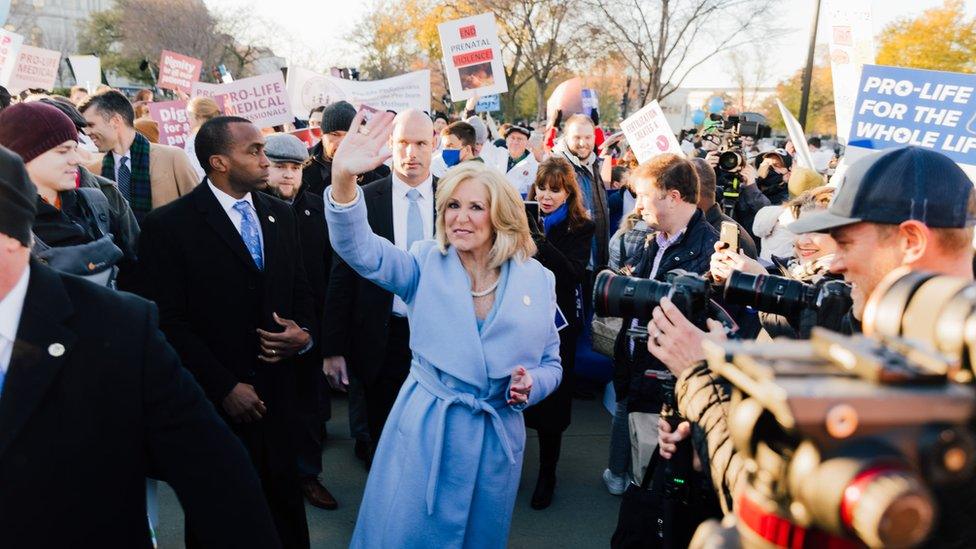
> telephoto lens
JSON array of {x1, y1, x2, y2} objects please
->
[
  {"x1": 723, "y1": 271, "x2": 813, "y2": 319},
  {"x1": 718, "y1": 150, "x2": 745, "y2": 172},
  {"x1": 592, "y1": 269, "x2": 709, "y2": 324}
]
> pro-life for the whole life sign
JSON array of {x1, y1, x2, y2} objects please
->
[
  {"x1": 848, "y1": 64, "x2": 976, "y2": 174},
  {"x1": 438, "y1": 13, "x2": 508, "y2": 102}
]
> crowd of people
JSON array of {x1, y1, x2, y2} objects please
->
[{"x1": 0, "y1": 74, "x2": 974, "y2": 549}]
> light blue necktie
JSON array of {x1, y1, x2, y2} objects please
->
[
  {"x1": 0, "y1": 364, "x2": 5, "y2": 399},
  {"x1": 406, "y1": 188, "x2": 423, "y2": 250},
  {"x1": 117, "y1": 156, "x2": 131, "y2": 200},
  {"x1": 233, "y1": 200, "x2": 264, "y2": 270}
]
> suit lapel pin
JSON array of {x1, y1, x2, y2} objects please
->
[
  {"x1": 304, "y1": 209, "x2": 311, "y2": 216},
  {"x1": 48, "y1": 343, "x2": 65, "y2": 357},
  {"x1": 268, "y1": 215, "x2": 276, "y2": 223},
  {"x1": 523, "y1": 295, "x2": 531, "y2": 306}
]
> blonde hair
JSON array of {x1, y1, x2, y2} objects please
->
[
  {"x1": 187, "y1": 96, "x2": 222, "y2": 126},
  {"x1": 435, "y1": 162, "x2": 536, "y2": 269}
]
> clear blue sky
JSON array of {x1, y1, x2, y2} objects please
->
[{"x1": 205, "y1": 0, "x2": 972, "y2": 87}]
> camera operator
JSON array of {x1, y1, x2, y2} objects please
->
[{"x1": 651, "y1": 146, "x2": 976, "y2": 546}]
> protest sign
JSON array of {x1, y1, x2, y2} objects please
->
[
  {"x1": 438, "y1": 13, "x2": 508, "y2": 101},
  {"x1": 67, "y1": 55, "x2": 101, "y2": 89},
  {"x1": 192, "y1": 71, "x2": 292, "y2": 129},
  {"x1": 158, "y1": 50, "x2": 203, "y2": 95},
  {"x1": 475, "y1": 94, "x2": 500, "y2": 113},
  {"x1": 286, "y1": 67, "x2": 430, "y2": 119},
  {"x1": 847, "y1": 64, "x2": 976, "y2": 177},
  {"x1": 0, "y1": 28, "x2": 23, "y2": 87},
  {"x1": 150, "y1": 96, "x2": 228, "y2": 148},
  {"x1": 149, "y1": 100, "x2": 193, "y2": 148},
  {"x1": 6, "y1": 44, "x2": 60, "y2": 93},
  {"x1": 619, "y1": 100, "x2": 682, "y2": 164},
  {"x1": 290, "y1": 127, "x2": 322, "y2": 148},
  {"x1": 776, "y1": 99, "x2": 816, "y2": 170},
  {"x1": 826, "y1": 0, "x2": 875, "y2": 144}
]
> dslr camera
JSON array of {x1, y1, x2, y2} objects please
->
[
  {"x1": 709, "y1": 112, "x2": 772, "y2": 174},
  {"x1": 693, "y1": 268, "x2": 976, "y2": 548},
  {"x1": 723, "y1": 271, "x2": 852, "y2": 337}
]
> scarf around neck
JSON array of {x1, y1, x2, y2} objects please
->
[
  {"x1": 543, "y1": 203, "x2": 569, "y2": 234},
  {"x1": 102, "y1": 131, "x2": 152, "y2": 220}
]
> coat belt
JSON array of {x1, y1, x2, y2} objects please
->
[{"x1": 408, "y1": 361, "x2": 516, "y2": 515}]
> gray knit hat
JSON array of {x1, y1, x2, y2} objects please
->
[
  {"x1": 320, "y1": 101, "x2": 357, "y2": 134},
  {"x1": 265, "y1": 133, "x2": 309, "y2": 164}
]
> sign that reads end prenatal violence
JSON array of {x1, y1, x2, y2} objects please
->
[
  {"x1": 192, "y1": 71, "x2": 292, "y2": 129},
  {"x1": 848, "y1": 64, "x2": 976, "y2": 169},
  {"x1": 439, "y1": 13, "x2": 508, "y2": 101}
]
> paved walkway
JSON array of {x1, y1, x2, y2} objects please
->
[{"x1": 155, "y1": 395, "x2": 620, "y2": 548}]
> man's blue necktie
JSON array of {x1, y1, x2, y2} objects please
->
[
  {"x1": 233, "y1": 200, "x2": 264, "y2": 270},
  {"x1": 117, "y1": 156, "x2": 131, "y2": 200},
  {"x1": 406, "y1": 188, "x2": 423, "y2": 250}
]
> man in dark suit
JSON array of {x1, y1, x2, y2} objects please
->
[
  {"x1": 301, "y1": 101, "x2": 388, "y2": 198},
  {"x1": 322, "y1": 109, "x2": 436, "y2": 459},
  {"x1": 137, "y1": 117, "x2": 315, "y2": 548},
  {"x1": 0, "y1": 146, "x2": 280, "y2": 547},
  {"x1": 262, "y1": 133, "x2": 337, "y2": 510}
]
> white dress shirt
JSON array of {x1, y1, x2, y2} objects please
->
[
  {"x1": 112, "y1": 150, "x2": 131, "y2": 182},
  {"x1": 208, "y1": 180, "x2": 264, "y2": 254},
  {"x1": 390, "y1": 173, "x2": 434, "y2": 316},
  {"x1": 0, "y1": 266, "x2": 30, "y2": 376}
]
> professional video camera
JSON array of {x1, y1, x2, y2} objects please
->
[
  {"x1": 694, "y1": 268, "x2": 976, "y2": 548},
  {"x1": 723, "y1": 271, "x2": 852, "y2": 337},
  {"x1": 708, "y1": 112, "x2": 772, "y2": 174}
]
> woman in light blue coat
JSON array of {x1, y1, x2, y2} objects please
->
[{"x1": 325, "y1": 110, "x2": 563, "y2": 548}]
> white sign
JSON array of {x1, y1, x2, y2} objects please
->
[
  {"x1": 826, "y1": 0, "x2": 875, "y2": 143},
  {"x1": 286, "y1": 67, "x2": 430, "y2": 119},
  {"x1": 776, "y1": 98, "x2": 816, "y2": 170},
  {"x1": 192, "y1": 71, "x2": 292, "y2": 129},
  {"x1": 6, "y1": 44, "x2": 60, "y2": 93},
  {"x1": 0, "y1": 28, "x2": 23, "y2": 87},
  {"x1": 67, "y1": 55, "x2": 100, "y2": 90},
  {"x1": 619, "y1": 100, "x2": 682, "y2": 164},
  {"x1": 438, "y1": 12, "x2": 508, "y2": 101}
]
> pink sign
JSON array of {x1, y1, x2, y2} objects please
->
[
  {"x1": 6, "y1": 44, "x2": 60, "y2": 93},
  {"x1": 0, "y1": 29, "x2": 24, "y2": 87},
  {"x1": 149, "y1": 96, "x2": 226, "y2": 148},
  {"x1": 158, "y1": 50, "x2": 203, "y2": 95},
  {"x1": 191, "y1": 72, "x2": 292, "y2": 129}
]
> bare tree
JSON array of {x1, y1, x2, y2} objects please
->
[
  {"x1": 585, "y1": 0, "x2": 783, "y2": 108},
  {"x1": 726, "y1": 48, "x2": 771, "y2": 112}
]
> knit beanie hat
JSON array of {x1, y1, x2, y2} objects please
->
[
  {"x1": 789, "y1": 166, "x2": 825, "y2": 197},
  {"x1": 319, "y1": 101, "x2": 357, "y2": 134},
  {"x1": 0, "y1": 102, "x2": 78, "y2": 164},
  {"x1": 0, "y1": 145, "x2": 37, "y2": 247}
]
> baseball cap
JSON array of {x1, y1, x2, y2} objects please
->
[
  {"x1": 504, "y1": 125, "x2": 531, "y2": 139},
  {"x1": 789, "y1": 146, "x2": 975, "y2": 234}
]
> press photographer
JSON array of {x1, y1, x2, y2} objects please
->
[
  {"x1": 646, "y1": 146, "x2": 976, "y2": 548},
  {"x1": 605, "y1": 153, "x2": 723, "y2": 548}
]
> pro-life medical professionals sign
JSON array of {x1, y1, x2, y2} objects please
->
[
  {"x1": 848, "y1": 64, "x2": 976, "y2": 171},
  {"x1": 192, "y1": 71, "x2": 292, "y2": 129},
  {"x1": 438, "y1": 13, "x2": 508, "y2": 101}
]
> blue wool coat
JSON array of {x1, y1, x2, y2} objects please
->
[{"x1": 325, "y1": 187, "x2": 563, "y2": 548}]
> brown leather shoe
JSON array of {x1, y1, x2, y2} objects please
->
[{"x1": 301, "y1": 478, "x2": 338, "y2": 510}]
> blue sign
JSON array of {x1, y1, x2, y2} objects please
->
[
  {"x1": 475, "y1": 94, "x2": 501, "y2": 113},
  {"x1": 849, "y1": 64, "x2": 976, "y2": 167}
]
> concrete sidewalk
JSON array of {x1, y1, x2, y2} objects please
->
[{"x1": 155, "y1": 395, "x2": 620, "y2": 548}]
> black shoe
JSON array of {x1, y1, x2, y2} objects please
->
[
  {"x1": 530, "y1": 472, "x2": 556, "y2": 510},
  {"x1": 354, "y1": 439, "x2": 370, "y2": 462}
]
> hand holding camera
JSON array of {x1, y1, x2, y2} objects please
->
[{"x1": 709, "y1": 241, "x2": 764, "y2": 285}]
